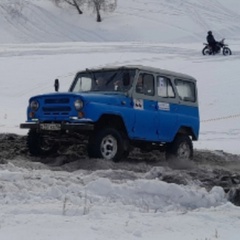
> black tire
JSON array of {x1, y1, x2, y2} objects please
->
[
  {"x1": 202, "y1": 46, "x2": 211, "y2": 55},
  {"x1": 87, "y1": 134, "x2": 101, "y2": 158},
  {"x1": 27, "y1": 129, "x2": 57, "y2": 156},
  {"x1": 166, "y1": 135, "x2": 193, "y2": 160},
  {"x1": 223, "y1": 47, "x2": 232, "y2": 56},
  {"x1": 87, "y1": 128, "x2": 129, "y2": 162}
]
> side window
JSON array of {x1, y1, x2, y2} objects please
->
[
  {"x1": 157, "y1": 76, "x2": 175, "y2": 98},
  {"x1": 136, "y1": 73, "x2": 154, "y2": 96},
  {"x1": 175, "y1": 79, "x2": 196, "y2": 102}
]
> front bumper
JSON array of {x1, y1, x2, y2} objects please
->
[{"x1": 20, "y1": 122, "x2": 94, "y2": 131}]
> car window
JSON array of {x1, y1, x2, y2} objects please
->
[
  {"x1": 175, "y1": 79, "x2": 196, "y2": 102},
  {"x1": 136, "y1": 73, "x2": 155, "y2": 96},
  {"x1": 157, "y1": 76, "x2": 175, "y2": 98}
]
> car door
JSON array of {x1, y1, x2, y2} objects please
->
[
  {"x1": 156, "y1": 75, "x2": 179, "y2": 142},
  {"x1": 131, "y1": 72, "x2": 159, "y2": 141}
]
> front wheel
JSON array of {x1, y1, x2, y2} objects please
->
[
  {"x1": 202, "y1": 46, "x2": 211, "y2": 55},
  {"x1": 87, "y1": 128, "x2": 129, "y2": 162},
  {"x1": 223, "y1": 47, "x2": 232, "y2": 56},
  {"x1": 166, "y1": 135, "x2": 193, "y2": 160},
  {"x1": 27, "y1": 129, "x2": 58, "y2": 156}
]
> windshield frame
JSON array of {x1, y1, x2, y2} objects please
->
[{"x1": 69, "y1": 68, "x2": 136, "y2": 93}]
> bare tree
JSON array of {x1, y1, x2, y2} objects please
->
[
  {"x1": 88, "y1": 0, "x2": 117, "y2": 22},
  {"x1": 53, "y1": 0, "x2": 85, "y2": 14},
  {"x1": 52, "y1": 0, "x2": 117, "y2": 22}
]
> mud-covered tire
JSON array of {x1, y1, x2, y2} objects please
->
[
  {"x1": 87, "y1": 128, "x2": 129, "y2": 162},
  {"x1": 202, "y1": 46, "x2": 211, "y2": 55},
  {"x1": 27, "y1": 129, "x2": 57, "y2": 156},
  {"x1": 223, "y1": 47, "x2": 232, "y2": 56},
  {"x1": 166, "y1": 135, "x2": 193, "y2": 160},
  {"x1": 87, "y1": 135, "x2": 100, "y2": 159}
]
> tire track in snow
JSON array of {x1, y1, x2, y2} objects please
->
[
  {"x1": 22, "y1": 4, "x2": 106, "y2": 42},
  {"x1": 0, "y1": 2, "x2": 106, "y2": 43},
  {"x1": 182, "y1": 0, "x2": 240, "y2": 37},
  {"x1": 0, "y1": 4, "x2": 31, "y2": 42},
  {"x1": 2, "y1": 0, "x2": 240, "y2": 43},
  {"x1": 182, "y1": 1, "x2": 210, "y2": 32},
  {"x1": 117, "y1": 0, "x2": 218, "y2": 41}
]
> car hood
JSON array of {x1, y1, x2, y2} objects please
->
[{"x1": 29, "y1": 92, "x2": 129, "y2": 105}]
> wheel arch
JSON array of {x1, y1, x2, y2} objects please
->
[
  {"x1": 176, "y1": 126, "x2": 197, "y2": 140},
  {"x1": 95, "y1": 114, "x2": 128, "y2": 136}
]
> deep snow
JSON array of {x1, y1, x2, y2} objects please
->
[{"x1": 1, "y1": 0, "x2": 240, "y2": 239}]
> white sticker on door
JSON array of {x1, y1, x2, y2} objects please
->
[
  {"x1": 134, "y1": 99, "x2": 144, "y2": 110},
  {"x1": 158, "y1": 102, "x2": 170, "y2": 111}
]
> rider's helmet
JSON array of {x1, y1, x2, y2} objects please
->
[{"x1": 208, "y1": 31, "x2": 212, "y2": 35}]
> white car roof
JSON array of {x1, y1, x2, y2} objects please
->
[{"x1": 81, "y1": 65, "x2": 197, "y2": 82}]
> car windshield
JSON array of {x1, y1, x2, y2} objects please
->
[{"x1": 69, "y1": 69, "x2": 136, "y2": 93}]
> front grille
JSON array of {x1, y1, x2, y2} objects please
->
[
  {"x1": 42, "y1": 97, "x2": 72, "y2": 116},
  {"x1": 43, "y1": 106, "x2": 71, "y2": 112},
  {"x1": 45, "y1": 98, "x2": 69, "y2": 104}
]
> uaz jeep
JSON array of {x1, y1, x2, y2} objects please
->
[{"x1": 20, "y1": 65, "x2": 200, "y2": 161}]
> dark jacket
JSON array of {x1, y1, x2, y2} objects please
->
[{"x1": 207, "y1": 34, "x2": 216, "y2": 45}]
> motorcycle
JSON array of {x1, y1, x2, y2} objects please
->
[{"x1": 202, "y1": 38, "x2": 232, "y2": 56}]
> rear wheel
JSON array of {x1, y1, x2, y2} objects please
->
[
  {"x1": 27, "y1": 129, "x2": 57, "y2": 156},
  {"x1": 87, "y1": 128, "x2": 129, "y2": 162},
  {"x1": 223, "y1": 47, "x2": 232, "y2": 56},
  {"x1": 202, "y1": 46, "x2": 211, "y2": 55},
  {"x1": 166, "y1": 135, "x2": 193, "y2": 160}
]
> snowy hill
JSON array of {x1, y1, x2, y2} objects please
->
[
  {"x1": 1, "y1": 1, "x2": 240, "y2": 240},
  {"x1": 1, "y1": 0, "x2": 240, "y2": 43}
]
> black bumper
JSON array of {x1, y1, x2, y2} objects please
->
[{"x1": 20, "y1": 122, "x2": 94, "y2": 131}]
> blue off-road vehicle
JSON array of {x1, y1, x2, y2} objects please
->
[{"x1": 20, "y1": 65, "x2": 200, "y2": 161}]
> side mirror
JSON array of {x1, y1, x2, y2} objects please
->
[{"x1": 54, "y1": 79, "x2": 59, "y2": 92}]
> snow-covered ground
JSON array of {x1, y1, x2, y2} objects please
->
[
  {"x1": 1, "y1": 0, "x2": 240, "y2": 239},
  {"x1": 1, "y1": 161, "x2": 239, "y2": 240}
]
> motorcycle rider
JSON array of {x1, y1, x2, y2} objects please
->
[{"x1": 206, "y1": 31, "x2": 218, "y2": 54}]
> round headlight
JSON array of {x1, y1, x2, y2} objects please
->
[
  {"x1": 74, "y1": 99, "x2": 83, "y2": 110},
  {"x1": 30, "y1": 100, "x2": 39, "y2": 111}
]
